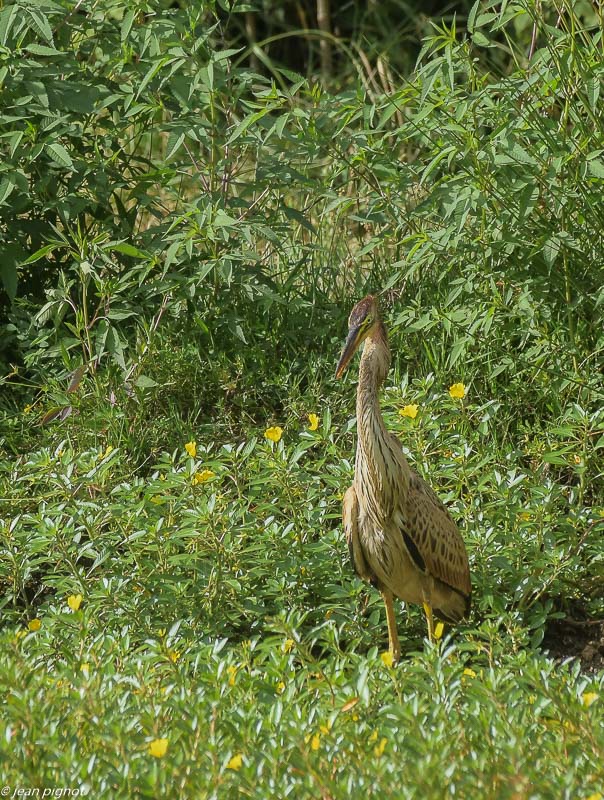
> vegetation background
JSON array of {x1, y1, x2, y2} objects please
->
[{"x1": 0, "y1": 0, "x2": 603, "y2": 796}]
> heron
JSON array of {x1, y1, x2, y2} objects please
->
[{"x1": 336, "y1": 294, "x2": 471, "y2": 661}]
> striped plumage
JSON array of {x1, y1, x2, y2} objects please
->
[{"x1": 336, "y1": 295, "x2": 471, "y2": 660}]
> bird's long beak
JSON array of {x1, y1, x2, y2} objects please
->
[{"x1": 335, "y1": 325, "x2": 362, "y2": 379}]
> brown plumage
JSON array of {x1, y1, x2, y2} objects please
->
[{"x1": 336, "y1": 295, "x2": 471, "y2": 660}]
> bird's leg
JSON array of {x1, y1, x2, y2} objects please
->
[
  {"x1": 381, "y1": 590, "x2": 400, "y2": 662},
  {"x1": 422, "y1": 601, "x2": 434, "y2": 643}
]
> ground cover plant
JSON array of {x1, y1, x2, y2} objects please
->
[{"x1": 0, "y1": 0, "x2": 603, "y2": 796}]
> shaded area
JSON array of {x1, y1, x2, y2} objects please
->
[{"x1": 544, "y1": 617, "x2": 604, "y2": 674}]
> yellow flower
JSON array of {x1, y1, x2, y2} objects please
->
[
  {"x1": 192, "y1": 469, "x2": 215, "y2": 485},
  {"x1": 264, "y1": 426, "x2": 283, "y2": 443},
  {"x1": 449, "y1": 382, "x2": 466, "y2": 399},
  {"x1": 28, "y1": 619, "x2": 41, "y2": 632},
  {"x1": 463, "y1": 668, "x2": 476, "y2": 678},
  {"x1": 276, "y1": 681, "x2": 286, "y2": 694},
  {"x1": 585, "y1": 794, "x2": 602, "y2": 800},
  {"x1": 226, "y1": 753, "x2": 243, "y2": 770},
  {"x1": 399, "y1": 404, "x2": 419, "y2": 419},
  {"x1": 368, "y1": 730, "x2": 378, "y2": 743},
  {"x1": 67, "y1": 594, "x2": 82, "y2": 612},
  {"x1": 227, "y1": 665, "x2": 237, "y2": 685},
  {"x1": 582, "y1": 692, "x2": 598, "y2": 708},
  {"x1": 80, "y1": 663, "x2": 90, "y2": 675},
  {"x1": 380, "y1": 651, "x2": 394, "y2": 668},
  {"x1": 283, "y1": 638, "x2": 295, "y2": 653},
  {"x1": 98, "y1": 444, "x2": 113, "y2": 460},
  {"x1": 184, "y1": 441, "x2": 197, "y2": 458},
  {"x1": 374, "y1": 737, "x2": 388, "y2": 757},
  {"x1": 308, "y1": 413, "x2": 319, "y2": 431},
  {"x1": 23, "y1": 403, "x2": 34, "y2": 414},
  {"x1": 434, "y1": 622, "x2": 444, "y2": 641},
  {"x1": 310, "y1": 733, "x2": 320, "y2": 751},
  {"x1": 149, "y1": 738, "x2": 168, "y2": 758},
  {"x1": 168, "y1": 650, "x2": 180, "y2": 663}
]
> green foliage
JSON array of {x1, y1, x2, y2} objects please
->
[{"x1": 1, "y1": 0, "x2": 603, "y2": 796}]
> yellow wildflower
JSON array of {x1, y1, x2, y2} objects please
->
[
  {"x1": 184, "y1": 441, "x2": 196, "y2": 458},
  {"x1": 463, "y1": 668, "x2": 476, "y2": 678},
  {"x1": 369, "y1": 730, "x2": 378, "y2": 743},
  {"x1": 265, "y1": 426, "x2": 283, "y2": 443},
  {"x1": 80, "y1": 663, "x2": 90, "y2": 675},
  {"x1": 192, "y1": 469, "x2": 215, "y2": 485},
  {"x1": 227, "y1": 665, "x2": 237, "y2": 685},
  {"x1": 283, "y1": 638, "x2": 295, "y2": 653},
  {"x1": 169, "y1": 650, "x2": 180, "y2": 663},
  {"x1": 67, "y1": 594, "x2": 82, "y2": 612},
  {"x1": 449, "y1": 382, "x2": 466, "y2": 399},
  {"x1": 380, "y1": 651, "x2": 394, "y2": 668},
  {"x1": 149, "y1": 738, "x2": 168, "y2": 758},
  {"x1": 310, "y1": 733, "x2": 320, "y2": 751},
  {"x1": 276, "y1": 681, "x2": 285, "y2": 694},
  {"x1": 585, "y1": 794, "x2": 602, "y2": 800},
  {"x1": 374, "y1": 737, "x2": 388, "y2": 757},
  {"x1": 308, "y1": 413, "x2": 319, "y2": 431},
  {"x1": 582, "y1": 692, "x2": 598, "y2": 708},
  {"x1": 226, "y1": 753, "x2": 243, "y2": 770},
  {"x1": 399, "y1": 404, "x2": 419, "y2": 419},
  {"x1": 28, "y1": 619, "x2": 41, "y2": 632},
  {"x1": 434, "y1": 622, "x2": 444, "y2": 641},
  {"x1": 98, "y1": 444, "x2": 113, "y2": 460},
  {"x1": 23, "y1": 404, "x2": 34, "y2": 414}
]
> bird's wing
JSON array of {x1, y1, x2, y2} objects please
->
[
  {"x1": 400, "y1": 470, "x2": 471, "y2": 598},
  {"x1": 386, "y1": 433, "x2": 470, "y2": 597},
  {"x1": 343, "y1": 484, "x2": 374, "y2": 582}
]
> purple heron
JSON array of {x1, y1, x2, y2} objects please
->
[{"x1": 336, "y1": 295, "x2": 471, "y2": 661}]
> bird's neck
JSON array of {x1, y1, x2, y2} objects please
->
[{"x1": 356, "y1": 324, "x2": 393, "y2": 481}]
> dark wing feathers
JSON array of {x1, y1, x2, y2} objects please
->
[{"x1": 402, "y1": 472, "x2": 471, "y2": 598}]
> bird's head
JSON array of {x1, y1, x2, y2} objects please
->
[{"x1": 335, "y1": 294, "x2": 380, "y2": 379}]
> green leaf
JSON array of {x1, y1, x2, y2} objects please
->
[
  {"x1": 135, "y1": 375, "x2": 159, "y2": 388},
  {"x1": 0, "y1": 175, "x2": 14, "y2": 205},
  {"x1": 472, "y1": 31, "x2": 491, "y2": 47},
  {"x1": 121, "y1": 9, "x2": 136, "y2": 42},
  {"x1": 0, "y1": 245, "x2": 22, "y2": 301},
  {"x1": 543, "y1": 236, "x2": 561, "y2": 267},
  {"x1": 587, "y1": 159, "x2": 604, "y2": 179},
  {"x1": 46, "y1": 143, "x2": 73, "y2": 169},
  {"x1": 111, "y1": 243, "x2": 150, "y2": 259},
  {"x1": 0, "y1": 5, "x2": 18, "y2": 46},
  {"x1": 25, "y1": 43, "x2": 61, "y2": 56},
  {"x1": 586, "y1": 75, "x2": 600, "y2": 111},
  {"x1": 26, "y1": 8, "x2": 53, "y2": 44}
]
